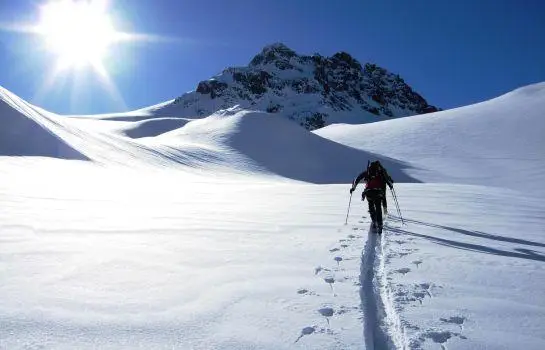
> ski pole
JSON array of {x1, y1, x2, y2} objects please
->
[
  {"x1": 390, "y1": 186, "x2": 405, "y2": 225},
  {"x1": 345, "y1": 192, "x2": 353, "y2": 225},
  {"x1": 393, "y1": 187, "x2": 405, "y2": 225}
]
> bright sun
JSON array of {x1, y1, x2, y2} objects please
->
[
  {"x1": 0, "y1": 0, "x2": 166, "y2": 108},
  {"x1": 36, "y1": 0, "x2": 120, "y2": 69}
]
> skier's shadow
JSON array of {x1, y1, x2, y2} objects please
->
[{"x1": 387, "y1": 217, "x2": 545, "y2": 263}]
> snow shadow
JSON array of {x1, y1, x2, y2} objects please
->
[
  {"x1": 397, "y1": 218, "x2": 545, "y2": 249},
  {"x1": 227, "y1": 111, "x2": 420, "y2": 184},
  {"x1": 121, "y1": 118, "x2": 192, "y2": 139},
  {"x1": 0, "y1": 91, "x2": 88, "y2": 160},
  {"x1": 387, "y1": 224, "x2": 545, "y2": 263}
]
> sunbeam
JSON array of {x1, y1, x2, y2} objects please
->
[{"x1": 0, "y1": 0, "x2": 170, "y2": 112}]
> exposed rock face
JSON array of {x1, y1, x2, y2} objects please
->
[{"x1": 172, "y1": 43, "x2": 438, "y2": 130}]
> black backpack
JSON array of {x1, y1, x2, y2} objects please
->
[{"x1": 367, "y1": 161, "x2": 382, "y2": 180}]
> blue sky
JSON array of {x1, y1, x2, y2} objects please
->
[{"x1": 0, "y1": 0, "x2": 544, "y2": 114}]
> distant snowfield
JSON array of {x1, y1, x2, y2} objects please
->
[
  {"x1": 315, "y1": 83, "x2": 545, "y2": 196},
  {"x1": 0, "y1": 83, "x2": 544, "y2": 349}
]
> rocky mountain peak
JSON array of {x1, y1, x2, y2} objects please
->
[
  {"x1": 171, "y1": 43, "x2": 439, "y2": 130},
  {"x1": 249, "y1": 42, "x2": 298, "y2": 67}
]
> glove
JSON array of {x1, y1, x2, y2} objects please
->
[
  {"x1": 388, "y1": 184, "x2": 393, "y2": 190},
  {"x1": 349, "y1": 187, "x2": 354, "y2": 194}
]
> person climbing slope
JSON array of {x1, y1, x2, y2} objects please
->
[
  {"x1": 349, "y1": 160, "x2": 394, "y2": 234},
  {"x1": 376, "y1": 161, "x2": 394, "y2": 215}
]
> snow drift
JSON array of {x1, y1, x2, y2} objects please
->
[
  {"x1": 315, "y1": 82, "x2": 545, "y2": 195},
  {"x1": 1, "y1": 82, "x2": 544, "y2": 349},
  {"x1": 0, "y1": 87, "x2": 86, "y2": 160},
  {"x1": 152, "y1": 107, "x2": 417, "y2": 183},
  {"x1": 0, "y1": 88, "x2": 417, "y2": 183}
]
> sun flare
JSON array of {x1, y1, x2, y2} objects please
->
[
  {"x1": 36, "y1": 0, "x2": 120, "y2": 69},
  {"x1": 0, "y1": 0, "x2": 169, "y2": 109}
]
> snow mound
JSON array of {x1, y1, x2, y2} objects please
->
[
  {"x1": 119, "y1": 117, "x2": 192, "y2": 139},
  {"x1": 315, "y1": 82, "x2": 545, "y2": 194},
  {"x1": 156, "y1": 107, "x2": 418, "y2": 183},
  {"x1": 0, "y1": 87, "x2": 86, "y2": 160},
  {"x1": 0, "y1": 85, "x2": 417, "y2": 183}
]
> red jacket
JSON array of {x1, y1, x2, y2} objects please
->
[
  {"x1": 365, "y1": 175, "x2": 384, "y2": 190},
  {"x1": 353, "y1": 170, "x2": 389, "y2": 190}
]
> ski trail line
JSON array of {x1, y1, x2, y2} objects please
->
[{"x1": 360, "y1": 224, "x2": 408, "y2": 349}]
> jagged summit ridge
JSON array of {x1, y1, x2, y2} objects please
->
[{"x1": 168, "y1": 43, "x2": 438, "y2": 129}]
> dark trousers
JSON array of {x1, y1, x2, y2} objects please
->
[
  {"x1": 381, "y1": 186, "x2": 388, "y2": 209},
  {"x1": 365, "y1": 189, "x2": 383, "y2": 227}
]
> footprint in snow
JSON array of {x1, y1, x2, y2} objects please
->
[
  {"x1": 297, "y1": 288, "x2": 317, "y2": 296},
  {"x1": 294, "y1": 326, "x2": 316, "y2": 343},
  {"x1": 423, "y1": 330, "x2": 452, "y2": 346},
  {"x1": 440, "y1": 316, "x2": 466, "y2": 330},
  {"x1": 318, "y1": 307, "x2": 334, "y2": 326},
  {"x1": 323, "y1": 276, "x2": 336, "y2": 295},
  {"x1": 395, "y1": 268, "x2": 411, "y2": 275},
  {"x1": 336, "y1": 305, "x2": 359, "y2": 315},
  {"x1": 413, "y1": 292, "x2": 428, "y2": 304},
  {"x1": 418, "y1": 330, "x2": 466, "y2": 349},
  {"x1": 314, "y1": 266, "x2": 331, "y2": 275},
  {"x1": 419, "y1": 282, "x2": 431, "y2": 290}
]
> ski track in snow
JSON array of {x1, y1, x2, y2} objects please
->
[
  {"x1": 360, "y1": 217, "x2": 408, "y2": 350},
  {"x1": 381, "y1": 217, "x2": 470, "y2": 350},
  {"x1": 295, "y1": 213, "x2": 410, "y2": 349},
  {"x1": 294, "y1": 210, "x2": 465, "y2": 349},
  {"x1": 334, "y1": 212, "x2": 472, "y2": 350}
]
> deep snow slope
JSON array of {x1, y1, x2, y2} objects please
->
[
  {"x1": 0, "y1": 164, "x2": 543, "y2": 350},
  {"x1": 0, "y1": 87, "x2": 416, "y2": 183},
  {"x1": 1, "y1": 82, "x2": 545, "y2": 350},
  {"x1": 377, "y1": 184, "x2": 545, "y2": 350},
  {"x1": 145, "y1": 106, "x2": 417, "y2": 183},
  {"x1": 315, "y1": 82, "x2": 545, "y2": 196},
  {"x1": 0, "y1": 87, "x2": 86, "y2": 159}
]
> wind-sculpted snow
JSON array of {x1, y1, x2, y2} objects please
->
[
  {"x1": 169, "y1": 107, "x2": 418, "y2": 183},
  {"x1": 119, "y1": 117, "x2": 192, "y2": 139},
  {"x1": 0, "y1": 88, "x2": 419, "y2": 183},
  {"x1": 1, "y1": 83, "x2": 545, "y2": 349},
  {"x1": 0, "y1": 87, "x2": 87, "y2": 160},
  {"x1": 315, "y1": 82, "x2": 545, "y2": 195}
]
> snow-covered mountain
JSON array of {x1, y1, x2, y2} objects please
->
[
  {"x1": 1, "y1": 82, "x2": 544, "y2": 350},
  {"x1": 131, "y1": 43, "x2": 438, "y2": 129}
]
